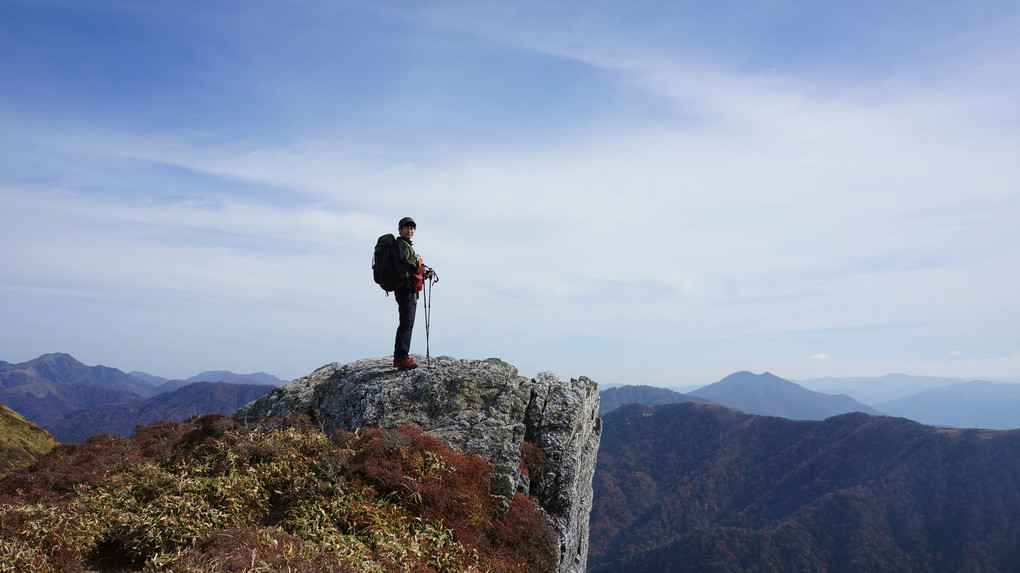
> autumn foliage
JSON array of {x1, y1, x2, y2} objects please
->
[
  {"x1": 0, "y1": 414, "x2": 557, "y2": 572},
  {"x1": 589, "y1": 402, "x2": 1020, "y2": 573}
]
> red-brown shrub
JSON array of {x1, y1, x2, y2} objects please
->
[
  {"x1": 167, "y1": 528, "x2": 358, "y2": 572},
  {"x1": 485, "y1": 493, "x2": 560, "y2": 572},
  {"x1": 519, "y1": 441, "x2": 549, "y2": 479},
  {"x1": 337, "y1": 426, "x2": 496, "y2": 544},
  {"x1": 336, "y1": 426, "x2": 559, "y2": 572},
  {"x1": 0, "y1": 419, "x2": 559, "y2": 573}
]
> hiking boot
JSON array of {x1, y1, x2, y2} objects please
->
[{"x1": 394, "y1": 356, "x2": 418, "y2": 371}]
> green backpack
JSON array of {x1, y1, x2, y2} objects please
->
[{"x1": 372, "y1": 234, "x2": 403, "y2": 292}]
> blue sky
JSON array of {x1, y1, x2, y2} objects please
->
[{"x1": 2, "y1": 0, "x2": 1019, "y2": 386}]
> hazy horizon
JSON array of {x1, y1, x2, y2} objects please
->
[{"x1": 5, "y1": 351, "x2": 1019, "y2": 392}]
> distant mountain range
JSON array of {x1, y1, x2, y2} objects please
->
[
  {"x1": 601, "y1": 371, "x2": 1020, "y2": 430},
  {"x1": 0, "y1": 380, "x2": 143, "y2": 429},
  {"x1": 0, "y1": 353, "x2": 286, "y2": 442},
  {"x1": 874, "y1": 380, "x2": 1020, "y2": 430},
  {"x1": 46, "y1": 382, "x2": 275, "y2": 443},
  {"x1": 689, "y1": 371, "x2": 877, "y2": 419},
  {"x1": 129, "y1": 369, "x2": 286, "y2": 388},
  {"x1": 796, "y1": 373, "x2": 981, "y2": 403},
  {"x1": 1, "y1": 352, "x2": 153, "y2": 395},
  {"x1": 795, "y1": 374, "x2": 1020, "y2": 429},
  {"x1": 598, "y1": 385, "x2": 701, "y2": 415},
  {"x1": 599, "y1": 371, "x2": 876, "y2": 421},
  {"x1": 589, "y1": 402, "x2": 1020, "y2": 572}
]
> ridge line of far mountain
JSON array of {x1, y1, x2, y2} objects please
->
[
  {"x1": 599, "y1": 372, "x2": 876, "y2": 421},
  {"x1": 688, "y1": 370, "x2": 878, "y2": 420},
  {"x1": 0, "y1": 353, "x2": 288, "y2": 441},
  {"x1": 1, "y1": 353, "x2": 285, "y2": 397},
  {"x1": 602, "y1": 371, "x2": 1020, "y2": 429}
]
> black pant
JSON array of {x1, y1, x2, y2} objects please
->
[{"x1": 393, "y1": 286, "x2": 417, "y2": 359}]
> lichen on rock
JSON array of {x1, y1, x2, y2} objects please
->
[{"x1": 233, "y1": 355, "x2": 602, "y2": 573}]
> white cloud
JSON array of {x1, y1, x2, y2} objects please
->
[{"x1": 2, "y1": 0, "x2": 1020, "y2": 382}]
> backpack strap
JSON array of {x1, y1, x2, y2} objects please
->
[{"x1": 393, "y1": 237, "x2": 419, "y2": 275}]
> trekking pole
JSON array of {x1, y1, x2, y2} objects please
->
[{"x1": 424, "y1": 269, "x2": 438, "y2": 365}]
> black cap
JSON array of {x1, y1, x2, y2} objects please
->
[{"x1": 398, "y1": 217, "x2": 416, "y2": 228}]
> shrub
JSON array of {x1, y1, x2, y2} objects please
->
[{"x1": 0, "y1": 416, "x2": 557, "y2": 572}]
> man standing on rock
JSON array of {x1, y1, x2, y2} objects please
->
[{"x1": 392, "y1": 216, "x2": 435, "y2": 371}]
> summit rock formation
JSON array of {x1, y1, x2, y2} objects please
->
[{"x1": 233, "y1": 355, "x2": 602, "y2": 573}]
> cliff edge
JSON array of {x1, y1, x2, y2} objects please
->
[{"x1": 233, "y1": 355, "x2": 602, "y2": 573}]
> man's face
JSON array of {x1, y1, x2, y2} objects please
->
[{"x1": 399, "y1": 225, "x2": 415, "y2": 240}]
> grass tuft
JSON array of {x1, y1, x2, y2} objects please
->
[{"x1": 0, "y1": 415, "x2": 556, "y2": 572}]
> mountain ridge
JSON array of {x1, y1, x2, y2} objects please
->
[
  {"x1": 590, "y1": 401, "x2": 1020, "y2": 572},
  {"x1": 796, "y1": 373, "x2": 1004, "y2": 403},
  {"x1": 0, "y1": 383, "x2": 145, "y2": 429},
  {"x1": 875, "y1": 380, "x2": 1020, "y2": 429},
  {"x1": 184, "y1": 370, "x2": 285, "y2": 385},
  {"x1": 46, "y1": 381, "x2": 276, "y2": 443},
  {"x1": 0, "y1": 352, "x2": 153, "y2": 396},
  {"x1": 0, "y1": 354, "x2": 295, "y2": 445},
  {"x1": 689, "y1": 371, "x2": 877, "y2": 419},
  {"x1": 598, "y1": 384, "x2": 702, "y2": 415}
]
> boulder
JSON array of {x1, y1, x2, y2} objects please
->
[{"x1": 233, "y1": 355, "x2": 602, "y2": 573}]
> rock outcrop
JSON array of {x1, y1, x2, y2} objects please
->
[{"x1": 233, "y1": 355, "x2": 602, "y2": 573}]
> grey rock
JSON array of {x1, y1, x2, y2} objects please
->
[{"x1": 233, "y1": 355, "x2": 602, "y2": 573}]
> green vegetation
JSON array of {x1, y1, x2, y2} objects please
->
[
  {"x1": 0, "y1": 405, "x2": 58, "y2": 478},
  {"x1": 0, "y1": 414, "x2": 557, "y2": 572}
]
